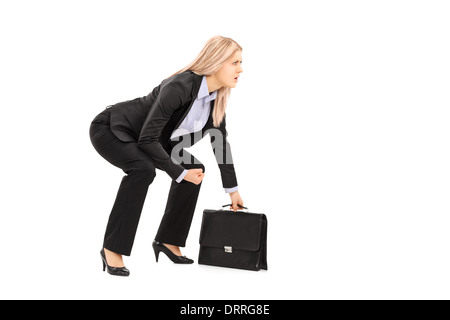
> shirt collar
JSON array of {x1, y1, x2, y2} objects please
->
[{"x1": 197, "y1": 76, "x2": 217, "y2": 102}]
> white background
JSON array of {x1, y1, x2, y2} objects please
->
[{"x1": 0, "y1": 0, "x2": 449, "y2": 300}]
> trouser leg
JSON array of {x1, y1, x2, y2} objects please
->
[
  {"x1": 89, "y1": 116, "x2": 156, "y2": 256},
  {"x1": 154, "y1": 149, "x2": 205, "y2": 247},
  {"x1": 103, "y1": 167, "x2": 155, "y2": 255}
]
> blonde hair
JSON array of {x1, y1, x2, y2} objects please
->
[{"x1": 169, "y1": 35, "x2": 243, "y2": 127}]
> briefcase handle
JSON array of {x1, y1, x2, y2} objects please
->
[{"x1": 221, "y1": 204, "x2": 248, "y2": 212}]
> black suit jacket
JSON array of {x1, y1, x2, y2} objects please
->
[{"x1": 106, "y1": 70, "x2": 237, "y2": 188}]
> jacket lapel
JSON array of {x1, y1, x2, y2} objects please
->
[{"x1": 173, "y1": 71, "x2": 204, "y2": 130}]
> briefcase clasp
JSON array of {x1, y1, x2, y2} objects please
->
[{"x1": 224, "y1": 246, "x2": 233, "y2": 253}]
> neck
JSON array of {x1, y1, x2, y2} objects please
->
[{"x1": 206, "y1": 75, "x2": 223, "y2": 93}]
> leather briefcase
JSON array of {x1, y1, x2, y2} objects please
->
[{"x1": 198, "y1": 204, "x2": 268, "y2": 271}]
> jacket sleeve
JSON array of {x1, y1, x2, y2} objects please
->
[
  {"x1": 210, "y1": 114, "x2": 238, "y2": 189},
  {"x1": 138, "y1": 80, "x2": 189, "y2": 180}
]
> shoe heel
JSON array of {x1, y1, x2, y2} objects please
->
[
  {"x1": 153, "y1": 247, "x2": 160, "y2": 262},
  {"x1": 102, "y1": 259, "x2": 106, "y2": 272}
]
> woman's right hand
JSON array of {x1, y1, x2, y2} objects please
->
[{"x1": 183, "y1": 168, "x2": 205, "y2": 185}]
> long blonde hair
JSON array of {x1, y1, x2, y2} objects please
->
[{"x1": 169, "y1": 35, "x2": 243, "y2": 128}]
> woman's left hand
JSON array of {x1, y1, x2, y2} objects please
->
[{"x1": 229, "y1": 191, "x2": 244, "y2": 212}]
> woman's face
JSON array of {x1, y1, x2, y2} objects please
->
[{"x1": 214, "y1": 50, "x2": 243, "y2": 89}]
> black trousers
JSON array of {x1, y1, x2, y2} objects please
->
[{"x1": 89, "y1": 108, "x2": 205, "y2": 256}]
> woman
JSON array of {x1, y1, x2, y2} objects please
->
[{"x1": 89, "y1": 35, "x2": 244, "y2": 276}]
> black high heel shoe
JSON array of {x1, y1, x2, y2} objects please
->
[
  {"x1": 100, "y1": 248, "x2": 130, "y2": 277},
  {"x1": 152, "y1": 240, "x2": 194, "y2": 264}
]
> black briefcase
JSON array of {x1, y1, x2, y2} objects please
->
[{"x1": 198, "y1": 204, "x2": 268, "y2": 271}]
